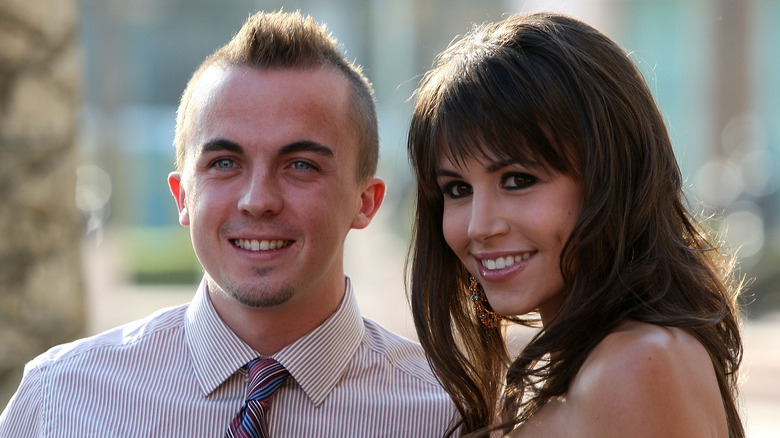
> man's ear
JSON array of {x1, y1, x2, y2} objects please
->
[
  {"x1": 351, "y1": 177, "x2": 386, "y2": 230},
  {"x1": 168, "y1": 172, "x2": 189, "y2": 226}
]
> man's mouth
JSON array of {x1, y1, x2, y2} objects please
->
[{"x1": 232, "y1": 239, "x2": 293, "y2": 251}]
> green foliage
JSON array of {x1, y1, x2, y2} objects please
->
[{"x1": 118, "y1": 226, "x2": 202, "y2": 284}]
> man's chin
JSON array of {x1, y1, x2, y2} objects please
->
[{"x1": 226, "y1": 283, "x2": 295, "y2": 308}]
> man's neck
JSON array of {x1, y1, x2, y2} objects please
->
[{"x1": 205, "y1": 277, "x2": 346, "y2": 355}]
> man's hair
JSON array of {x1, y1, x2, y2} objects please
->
[{"x1": 173, "y1": 10, "x2": 378, "y2": 181}]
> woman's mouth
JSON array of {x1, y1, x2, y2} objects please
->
[{"x1": 480, "y1": 252, "x2": 534, "y2": 270}]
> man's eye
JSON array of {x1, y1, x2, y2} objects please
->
[
  {"x1": 503, "y1": 173, "x2": 536, "y2": 189},
  {"x1": 213, "y1": 158, "x2": 235, "y2": 169},
  {"x1": 441, "y1": 181, "x2": 472, "y2": 199},
  {"x1": 291, "y1": 160, "x2": 317, "y2": 171}
]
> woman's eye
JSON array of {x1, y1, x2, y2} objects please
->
[
  {"x1": 442, "y1": 181, "x2": 472, "y2": 199},
  {"x1": 503, "y1": 173, "x2": 536, "y2": 189}
]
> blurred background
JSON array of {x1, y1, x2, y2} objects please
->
[{"x1": 1, "y1": 0, "x2": 778, "y2": 435}]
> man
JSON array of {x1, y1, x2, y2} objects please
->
[{"x1": 0, "y1": 10, "x2": 458, "y2": 437}]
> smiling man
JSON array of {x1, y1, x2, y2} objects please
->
[
  {"x1": 0, "y1": 10, "x2": 458, "y2": 437},
  {"x1": 169, "y1": 64, "x2": 378, "y2": 356}
]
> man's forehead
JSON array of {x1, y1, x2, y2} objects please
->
[
  {"x1": 180, "y1": 64, "x2": 357, "y2": 171},
  {"x1": 189, "y1": 65, "x2": 231, "y2": 107}
]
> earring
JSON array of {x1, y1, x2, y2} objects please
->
[{"x1": 469, "y1": 276, "x2": 502, "y2": 328}]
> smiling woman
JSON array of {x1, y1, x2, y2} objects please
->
[
  {"x1": 407, "y1": 11, "x2": 744, "y2": 438},
  {"x1": 436, "y1": 155, "x2": 580, "y2": 325}
]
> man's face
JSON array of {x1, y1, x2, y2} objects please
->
[{"x1": 169, "y1": 65, "x2": 384, "y2": 314}]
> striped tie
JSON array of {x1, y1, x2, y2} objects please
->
[{"x1": 226, "y1": 358, "x2": 290, "y2": 438}]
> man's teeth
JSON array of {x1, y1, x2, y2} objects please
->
[
  {"x1": 481, "y1": 253, "x2": 532, "y2": 270},
  {"x1": 234, "y1": 239, "x2": 291, "y2": 251}
]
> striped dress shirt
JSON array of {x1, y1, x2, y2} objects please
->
[{"x1": 0, "y1": 277, "x2": 460, "y2": 437}]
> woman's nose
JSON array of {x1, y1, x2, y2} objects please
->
[{"x1": 467, "y1": 192, "x2": 510, "y2": 242}]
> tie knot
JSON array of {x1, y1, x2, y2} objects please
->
[
  {"x1": 246, "y1": 358, "x2": 289, "y2": 402},
  {"x1": 225, "y1": 358, "x2": 290, "y2": 438}
]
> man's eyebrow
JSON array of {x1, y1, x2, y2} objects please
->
[
  {"x1": 279, "y1": 141, "x2": 334, "y2": 157},
  {"x1": 199, "y1": 138, "x2": 244, "y2": 155},
  {"x1": 197, "y1": 139, "x2": 333, "y2": 158}
]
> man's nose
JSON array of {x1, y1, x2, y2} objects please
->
[{"x1": 237, "y1": 170, "x2": 283, "y2": 217}]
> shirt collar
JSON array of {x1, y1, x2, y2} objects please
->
[
  {"x1": 185, "y1": 278, "x2": 258, "y2": 396},
  {"x1": 273, "y1": 277, "x2": 364, "y2": 407},
  {"x1": 185, "y1": 276, "x2": 365, "y2": 403}
]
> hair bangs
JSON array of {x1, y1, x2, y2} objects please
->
[{"x1": 434, "y1": 50, "x2": 578, "y2": 179}]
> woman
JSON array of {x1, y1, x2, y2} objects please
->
[{"x1": 407, "y1": 12, "x2": 743, "y2": 437}]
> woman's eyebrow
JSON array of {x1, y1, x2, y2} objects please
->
[
  {"x1": 435, "y1": 159, "x2": 518, "y2": 178},
  {"x1": 435, "y1": 168, "x2": 462, "y2": 178},
  {"x1": 485, "y1": 159, "x2": 516, "y2": 173}
]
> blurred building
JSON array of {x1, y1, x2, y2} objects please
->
[{"x1": 77, "y1": 0, "x2": 779, "y2": 312}]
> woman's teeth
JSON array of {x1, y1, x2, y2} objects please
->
[
  {"x1": 481, "y1": 253, "x2": 532, "y2": 270},
  {"x1": 233, "y1": 239, "x2": 290, "y2": 251}
]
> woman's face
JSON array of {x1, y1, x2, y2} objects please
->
[{"x1": 437, "y1": 151, "x2": 581, "y2": 325}]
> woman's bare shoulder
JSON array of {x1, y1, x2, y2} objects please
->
[
  {"x1": 578, "y1": 320, "x2": 708, "y2": 379},
  {"x1": 563, "y1": 320, "x2": 727, "y2": 437}
]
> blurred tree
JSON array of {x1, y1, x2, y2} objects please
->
[
  {"x1": 710, "y1": 0, "x2": 750, "y2": 158},
  {"x1": 0, "y1": 0, "x2": 84, "y2": 408}
]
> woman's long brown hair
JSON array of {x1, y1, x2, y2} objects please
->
[{"x1": 407, "y1": 12, "x2": 743, "y2": 437}]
